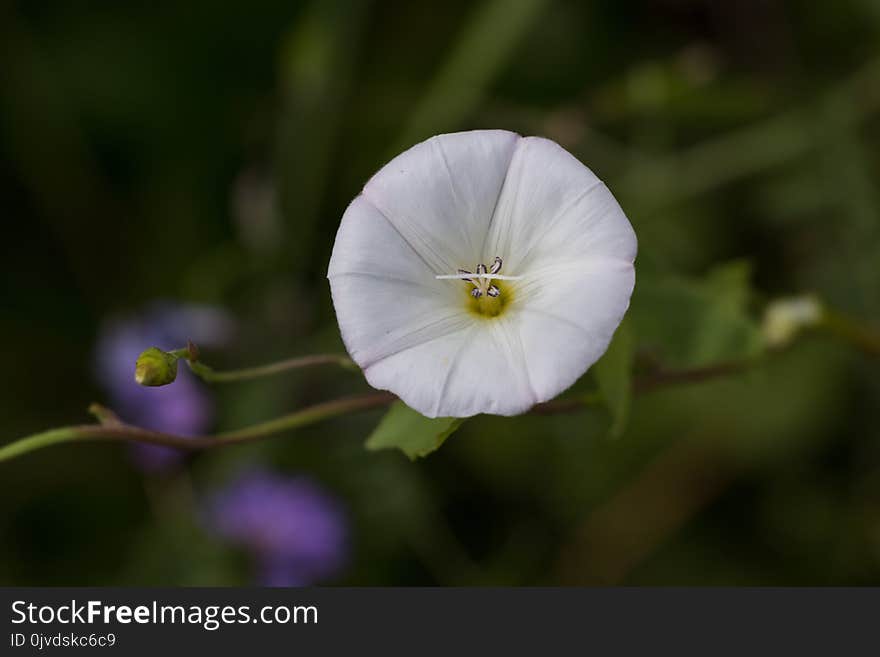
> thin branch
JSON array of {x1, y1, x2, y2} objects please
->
[
  {"x1": 633, "y1": 361, "x2": 750, "y2": 394},
  {"x1": 821, "y1": 311, "x2": 880, "y2": 358},
  {"x1": 186, "y1": 353, "x2": 356, "y2": 384},
  {"x1": 0, "y1": 393, "x2": 394, "y2": 463}
]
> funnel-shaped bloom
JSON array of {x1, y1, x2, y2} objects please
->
[{"x1": 329, "y1": 130, "x2": 636, "y2": 418}]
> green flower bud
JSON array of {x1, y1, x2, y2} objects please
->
[{"x1": 134, "y1": 347, "x2": 179, "y2": 387}]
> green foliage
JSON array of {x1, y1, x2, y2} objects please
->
[
  {"x1": 593, "y1": 318, "x2": 635, "y2": 438},
  {"x1": 365, "y1": 401, "x2": 466, "y2": 459},
  {"x1": 629, "y1": 261, "x2": 764, "y2": 368}
]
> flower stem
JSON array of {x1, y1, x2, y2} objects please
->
[
  {"x1": 821, "y1": 310, "x2": 880, "y2": 357},
  {"x1": 0, "y1": 393, "x2": 394, "y2": 464},
  {"x1": 633, "y1": 361, "x2": 750, "y2": 394},
  {"x1": 214, "y1": 392, "x2": 393, "y2": 442},
  {"x1": 185, "y1": 353, "x2": 357, "y2": 384},
  {"x1": 0, "y1": 427, "x2": 88, "y2": 462}
]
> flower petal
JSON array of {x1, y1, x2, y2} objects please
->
[
  {"x1": 329, "y1": 196, "x2": 449, "y2": 293},
  {"x1": 484, "y1": 136, "x2": 635, "y2": 271},
  {"x1": 363, "y1": 317, "x2": 537, "y2": 418},
  {"x1": 521, "y1": 182, "x2": 636, "y2": 271},
  {"x1": 511, "y1": 257, "x2": 636, "y2": 401},
  {"x1": 331, "y1": 270, "x2": 474, "y2": 369},
  {"x1": 329, "y1": 196, "x2": 471, "y2": 367},
  {"x1": 362, "y1": 130, "x2": 520, "y2": 271}
]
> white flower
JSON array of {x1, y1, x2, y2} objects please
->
[{"x1": 328, "y1": 130, "x2": 637, "y2": 418}]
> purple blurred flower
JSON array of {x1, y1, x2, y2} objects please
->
[
  {"x1": 94, "y1": 302, "x2": 234, "y2": 472},
  {"x1": 205, "y1": 469, "x2": 349, "y2": 586}
]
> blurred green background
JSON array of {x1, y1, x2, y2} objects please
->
[{"x1": 2, "y1": 0, "x2": 879, "y2": 585}]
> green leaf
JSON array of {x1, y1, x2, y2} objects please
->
[
  {"x1": 629, "y1": 260, "x2": 763, "y2": 368},
  {"x1": 365, "y1": 401, "x2": 466, "y2": 460},
  {"x1": 593, "y1": 318, "x2": 635, "y2": 438}
]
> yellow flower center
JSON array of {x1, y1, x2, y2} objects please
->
[
  {"x1": 435, "y1": 256, "x2": 521, "y2": 320},
  {"x1": 466, "y1": 279, "x2": 514, "y2": 319}
]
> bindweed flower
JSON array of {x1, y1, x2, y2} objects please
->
[
  {"x1": 94, "y1": 302, "x2": 234, "y2": 471},
  {"x1": 204, "y1": 469, "x2": 348, "y2": 587},
  {"x1": 328, "y1": 130, "x2": 637, "y2": 417}
]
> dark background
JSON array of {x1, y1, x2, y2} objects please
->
[{"x1": 1, "y1": 0, "x2": 879, "y2": 585}]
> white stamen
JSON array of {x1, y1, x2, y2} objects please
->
[
  {"x1": 435, "y1": 273, "x2": 523, "y2": 280},
  {"x1": 438, "y1": 256, "x2": 520, "y2": 303}
]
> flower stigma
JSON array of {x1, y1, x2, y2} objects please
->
[{"x1": 435, "y1": 256, "x2": 521, "y2": 318}]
